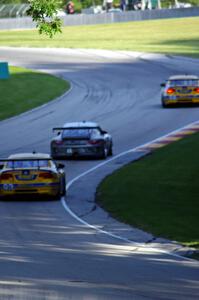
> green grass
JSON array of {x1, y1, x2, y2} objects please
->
[
  {"x1": 0, "y1": 17, "x2": 199, "y2": 57},
  {"x1": 0, "y1": 66, "x2": 70, "y2": 121},
  {"x1": 96, "y1": 132, "x2": 199, "y2": 249},
  {"x1": 187, "y1": 251, "x2": 199, "y2": 260}
]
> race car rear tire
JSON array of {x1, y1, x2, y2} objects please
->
[
  {"x1": 109, "y1": 144, "x2": 113, "y2": 156},
  {"x1": 53, "y1": 193, "x2": 61, "y2": 200},
  {"x1": 101, "y1": 146, "x2": 108, "y2": 159},
  {"x1": 162, "y1": 100, "x2": 170, "y2": 108},
  {"x1": 51, "y1": 154, "x2": 60, "y2": 160},
  {"x1": 61, "y1": 177, "x2": 66, "y2": 196}
]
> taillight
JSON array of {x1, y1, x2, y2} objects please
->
[
  {"x1": 39, "y1": 172, "x2": 54, "y2": 179},
  {"x1": 54, "y1": 140, "x2": 63, "y2": 145},
  {"x1": 88, "y1": 139, "x2": 104, "y2": 145},
  {"x1": 194, "y1": 87, "x2": 199, "y2": 93},
  {"x1": 166, "y1": 88, "x2": 175, "y2": 94},
  {"x1": 0, "y1": 173, "x2": 13, "y2": 180}
]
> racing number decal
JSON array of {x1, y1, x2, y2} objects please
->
[{"x1": 3, "y1": 184, "x2": 14, "y2": 191}]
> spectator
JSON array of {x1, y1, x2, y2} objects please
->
[
  {"x1": 128, "y1": 0, "x2": 133, "y2": 10},
  {"x1": 103, "y1": 0, "x2": 113, "y2": 12},
  {"x1": 120, "y1": 0, "x2": 126, "y2": 10},
  {"x1": 65, "y1": 1, "x2": 75, "y2": 14}
]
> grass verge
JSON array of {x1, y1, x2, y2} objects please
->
[
  {"x1": 187, "y1": 252, "x2": 199, "y2": 260},
  {"x1": 96, "y1": 131, "x2": 199, "y2": 250},
  {"x1": 0, "y1": 17, "x2": 199, "y2": 58},
  {"x1": 0, "y1": 66, "x2": 70, "y2": 121}
]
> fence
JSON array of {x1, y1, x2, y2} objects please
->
[
  {"x1": 0, "y1": 4, "x2": 29, "y2": 18},
  {"x1": 0, "y1": 7, "x2": 198, "y2": 30}
]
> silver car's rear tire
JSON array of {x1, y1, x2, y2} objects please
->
[
  {"x1": 61, "y1": 177, "x2": 66, "y2": 196},
  {"x1": 109, "y1": 144, "x2": 113, "y2": 156},
  {"x1": 100, "y1": 146, "x2": 108, "y2": 159}
]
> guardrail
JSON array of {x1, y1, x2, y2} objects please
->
[{"x1": 0, "y1": 7, "x2": 198, "y2": 30}]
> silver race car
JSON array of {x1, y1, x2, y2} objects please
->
[{"x1": 50, "y1": 121, "x2": 113, "y2": 159}]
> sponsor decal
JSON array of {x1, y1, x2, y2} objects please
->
[{"x1": 3, "y1": 184, "x2": 14, "y2": 191}]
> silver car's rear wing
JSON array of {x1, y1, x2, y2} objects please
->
[{"x1": 53, "y1": 127, "x2": 99, "y2": 131}]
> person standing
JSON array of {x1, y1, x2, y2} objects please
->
[
  {"x1": 103, "y1": 0, "x2": 113, "y2": 12},
  {"x1": 120, "y1": 0, "x2": 126, "y2": 10},
  {"x1": 65, "y1": 1, "x2": 75, "y2": 14}
]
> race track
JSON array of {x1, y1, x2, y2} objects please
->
[{"x1": 0, "y1": 47, "x2": 199, "y2": 300}]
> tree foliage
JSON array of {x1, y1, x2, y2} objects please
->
[{"x1": 27, "y1": 0, "x2": 62, "y2": 38}]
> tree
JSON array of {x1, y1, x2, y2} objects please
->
[{"x1": 27, "y1": 0, "x2": 62, "y2": 38}]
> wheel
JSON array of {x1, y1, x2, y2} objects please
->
[
  {"x1": 51, "y1": 152, "x2": 57, "y2": 159},
  {"x1": 51, "y1": 154, "x2": 60, "y2": 160},
  {"x1": 108, "y1": 143, "x2": 113, "y2": 156},
  {"x1": 60, "y1": 177, "x2": 66, "y2": 196},
  {"x1": 51, "y1": 149, "x2": 61, "y2": 160},
  {"x1": 101, "y1": 146, "x2": 108, "y2": 159},
  {"x1": 162, "y1": 101, "x2": 168, "y2": 108},
  {"x1": 53, "y1": 193, "x2": 61, "y2": 201}
]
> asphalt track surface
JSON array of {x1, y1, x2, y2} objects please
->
[{"x1": 0, "y1": 47, "x2": 199, "y2": 300}]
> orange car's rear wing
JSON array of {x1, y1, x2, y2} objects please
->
[{"x1": 53, "y1": 127, "x2": 99, "y2": 131}]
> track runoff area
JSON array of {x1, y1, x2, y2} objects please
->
[{"x1": 61, "y1": 119, "x2": 199, "y2": 261}]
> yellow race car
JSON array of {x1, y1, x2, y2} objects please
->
[
  {"x1": 0, "y1": 152, "x2": 66, "y2": 199},
  {"x1": 161, "y1": 75, "x2": 199, "y2": 107}
]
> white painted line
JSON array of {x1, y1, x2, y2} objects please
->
[
  {"x1": 61, "y1": 119, "x2": 199, "y2": 261},
  {"x1": 61, "y1": 197, "x2": 194, "y2": 261},
  {"x1": 66, "y1": 148, "x2": 137, "y2": 190}
]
